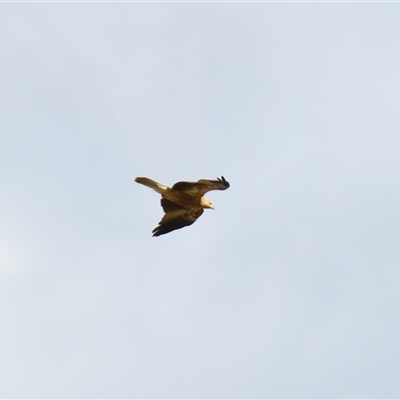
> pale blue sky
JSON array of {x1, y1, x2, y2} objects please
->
[{"x1": 1, "y1": 3, "x2": 400, "y2": 398}]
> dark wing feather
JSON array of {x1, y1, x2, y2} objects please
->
[
  {"x1": 160, "y1": 197, "x2": 186, "y2": 213},
  {"x1": 171, "y1": 181, "x2": 199, "y2": 191},
  {"x1": 152, "y1": 208, "x2": 204, "y2": 237},
  {"x1": 172, "y1": 176, "x2": 230, "y2": 196},
  {"x1": 216, "y1": 175, "x2": 230, "y2": 188}
]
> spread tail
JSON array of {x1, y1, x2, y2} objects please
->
[{"x1": 135, "y1": 177, "x2": 168, "y2": 194}]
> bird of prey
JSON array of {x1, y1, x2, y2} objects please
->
[{"x1": 135, "y1": 176, "x2": 230, "y2": 236}]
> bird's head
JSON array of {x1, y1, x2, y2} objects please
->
[{"x1": 201, "y1": 197, "x2": 214, "y2": 210}]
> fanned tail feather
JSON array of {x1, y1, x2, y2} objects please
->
[{"x1": 135, "y1": 177, "x2": 168, "y2": 194}]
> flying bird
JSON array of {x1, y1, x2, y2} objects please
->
[{"x1": 135, "y1": 175, "x2": 230, "y2": 236}]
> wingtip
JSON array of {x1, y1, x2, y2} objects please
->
[{"x1": 217, "y1": 175, "x2": 230, "y2": 188}]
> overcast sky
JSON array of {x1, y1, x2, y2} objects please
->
[{"x1": 1, "y1": 3, "x2": 400, "y2": 398}]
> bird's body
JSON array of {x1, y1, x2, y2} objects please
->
[{"x1": 135, "y1": 176, "x2": 230, "y2": 236}]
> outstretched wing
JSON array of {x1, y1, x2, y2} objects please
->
[
  {"x1": 152, "y1": 204, "x2": 204, "y2": 237},
  {"x1": 160, "y1": 198, "x2": 186, "y2": 213},
  {"x1": 171, "y1": 175, "x2": 230, "y2": 197}
]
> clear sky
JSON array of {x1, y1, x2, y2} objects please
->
[{"x1": 1, "y1": 3, "x2": 400, "y2": 398}]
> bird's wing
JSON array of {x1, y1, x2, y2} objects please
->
[
  {"x1": 160, "y1": 198, "x2": 187, "y2": 213},
  {"x1": 152, "y1": 208, "x2": 204, "y2": 237},
  {"x1": 171, "y1": 176, "x2": 230, "y2": 196}
]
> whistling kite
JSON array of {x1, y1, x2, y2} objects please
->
[{"x1": 135, "y1": 176, "x2": 230, "y2": 236}]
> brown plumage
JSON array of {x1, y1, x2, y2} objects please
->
[{"x1": 135, "y1": 176, "x2": 230, "y2": 236}]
